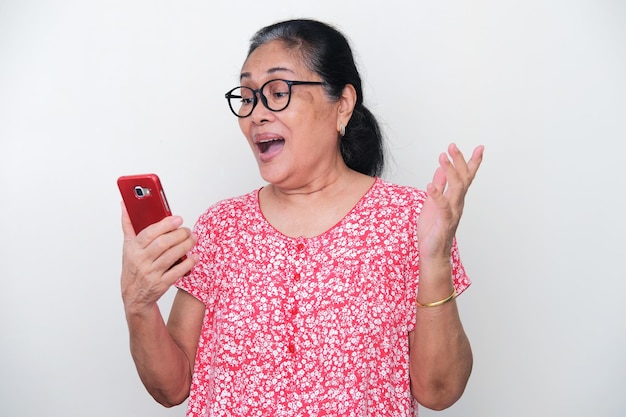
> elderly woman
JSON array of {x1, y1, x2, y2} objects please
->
[{"x1": 121, "y1": 18, "x2": 483, "y2": 417}]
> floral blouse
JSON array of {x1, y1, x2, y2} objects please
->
[{"x1": 176, "y1": 178, "x2": 470, "y2": 417}]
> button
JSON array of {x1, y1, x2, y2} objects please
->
[
  {"x1": 296, "y1": 243, "x2": 305, "y2": 252},
  {"x1": 293, "y1": 272, "x2": 301, "y2": 281},
  {"x1": 287, "y1": 343, "x2": 296, "y2": 353},
  {"x1": 291, "y1": 307, "x2": 299, "y2": 315}
]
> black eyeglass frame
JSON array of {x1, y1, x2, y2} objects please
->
[{"x1": 225, "y1": 79, "x2": 326, "y2": 118}]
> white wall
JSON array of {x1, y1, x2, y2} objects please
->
[{"x1": 1, "y1": 1, "x2": 625, "y2": 416}]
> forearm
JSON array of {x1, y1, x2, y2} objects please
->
[
  {"x1": 409, "y1": 262, "x2": 473, "y2": 410},
  {"x1": 126, "y1": 303, "x2": 192, "y2": 407}
]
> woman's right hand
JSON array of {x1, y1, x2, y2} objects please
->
[{"x1": 120, "y1": 204, "x2": 198, "y2": 316}]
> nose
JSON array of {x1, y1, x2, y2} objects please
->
[{"x1": 249, "y1": 92, "x2": 272, "y2": 123}]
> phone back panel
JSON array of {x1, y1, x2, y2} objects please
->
[{"x1": 117, "y1": 174, "x2": 172, "y2": 234}]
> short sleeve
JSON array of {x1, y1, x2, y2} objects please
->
[
  {"x1": 175, "y1": 210, "x2": 215, "y2": 305},
  {"x1": 450, "y1": 236, "x2": 471, "y2": 296}
]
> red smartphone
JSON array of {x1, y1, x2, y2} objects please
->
[
  {"x1": 118, "y1": 173, "x2": 186, "y2": 268},
  {"x1": 117, "y1": 173, "x2": 173, "y2": 234}
]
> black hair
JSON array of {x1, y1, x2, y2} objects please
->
[{"x1": 248, "y1": 19, "x2": 385, "y2": 177}]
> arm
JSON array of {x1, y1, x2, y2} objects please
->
[
  {"x1": 120, "y1": 205, "x2": 202, "y2": 406},
  {"x1": 408, "y1": 144, "x2": 484, "y2": 410},
  {"x1": 126, "y1": 290, "x2": 205, "y2": 406},
  {"x1": 408, "y1": 262, "x2": 472, "y2": 410}
]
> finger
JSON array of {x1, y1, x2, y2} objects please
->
[
  {"x1": 121, "y1": 202, "x2": 137, "y2": 242},
  {"x1": 466, "y1": 145, "x2": 485, "y2": 180},
  {"x1": 437, "y1": 148, "x2": 472, "y2": 214},
  {"x1": 135, "y1": 215, "x2": 185, "y2": 250},
  {"x1": 148, "y1": 227, "x2": 196, "y2": 268},
  {"x1": 154, "y1": 233, "x2": 198, "y2": 284},
  {"x1": 448, "y1": 143, "x2": 468, "y2": 172},
  {"x1": 426, "y1": 180, "x2": 450, "y2": 213},
  {"x1": 161, "y1": 253, "x2": 199, "y2": 285},
  {"x1": 438, "y1": 151, "x2": 463, "y2": 195},
  {"x1": 431, "y1": 165, "x2": 447, "y2": 194}
]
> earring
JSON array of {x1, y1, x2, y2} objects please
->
[{"x1": 339, "y1": 124, "x2": 346, "y2": 137}]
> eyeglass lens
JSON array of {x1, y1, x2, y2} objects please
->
[{"x1": 228, "y1": 80, "x2": 291, "y2": 117}]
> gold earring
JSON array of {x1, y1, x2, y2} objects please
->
[{"x1": 339, "y1": 124, "x2": 346, "y2": 137}]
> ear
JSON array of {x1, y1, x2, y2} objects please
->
[{"x1": 337, "y1": 84, "x2": 357, "y2": 129}]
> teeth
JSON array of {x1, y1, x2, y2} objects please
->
[{"x1": 257, "y1": 138, "x2": 284, "y2": 154}]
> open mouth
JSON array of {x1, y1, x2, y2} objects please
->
[{"x1": 257, "y1": 138, "x2": 285, "y2": 154}]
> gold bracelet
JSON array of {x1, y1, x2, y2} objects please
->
[{"x1": 416, "y1": 288, "x2": 457, "y2": 308}]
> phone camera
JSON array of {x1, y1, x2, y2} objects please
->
[{"x1": 134, "y1": 186, "x2": 150, "y2": 198}]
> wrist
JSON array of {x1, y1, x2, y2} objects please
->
[
  {"x1": 419, "y1": 257, "x2": 452, "y2": 285},
  {"x1": 417, "y1": 258, "x2": 455, "y2": 307},
  {"x1": 124, "y1": 300, "x2": 161, "y2": 323},
  {"x1": 416, "y1": 287, "x2": 456, "y2": 308}
]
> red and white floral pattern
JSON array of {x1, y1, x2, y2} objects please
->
[{"x1": 176, "y1": 178, "x2": 469, "y2": 417}]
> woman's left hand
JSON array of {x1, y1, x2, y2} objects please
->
[{"x1": 417, "y1": 143, "x2": 484, "y2": 262}]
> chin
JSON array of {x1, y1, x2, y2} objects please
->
[{"x1": 257, "y1": 165, "x2": 283, "y2": 185}]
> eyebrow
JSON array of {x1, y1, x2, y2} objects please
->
[{"x1": 240, "y1": 66, "x2": 295, "y2": 81}]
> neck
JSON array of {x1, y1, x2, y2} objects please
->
[
  {"x1": 265, "y1": 167, "x2": 359, "y2": 203},
  {"x1": 258, "y1": 170, "x2": 376, "y2": 238}
]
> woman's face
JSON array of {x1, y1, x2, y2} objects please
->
[{"x1": 237, "y1": 40, "x2": 344, "y2": 189}]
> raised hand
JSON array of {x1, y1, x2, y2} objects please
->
[
  {"x1": 417, "y1": 143, "x2": 484, "y2": 262},
  {"x1": 120, "y1": 204, "x2": 197, "y2": 315}
]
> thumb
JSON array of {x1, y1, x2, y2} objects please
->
[{"x1": 120, "y1": 202, "x2": 137, "y2": 241}]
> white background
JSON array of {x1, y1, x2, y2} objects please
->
[{"x1": 1, "y1": 0, "x2": 625, "y2": 416}]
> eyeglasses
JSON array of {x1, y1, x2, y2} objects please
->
[{"x1": 225, "y1": 79, "x2": 325, "y2": 118}]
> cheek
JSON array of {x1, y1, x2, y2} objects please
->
[
  {"x1": 237, "y1": 119, "x2": 257, "y2": 151},
  {"x1": 293, "y1": 99, "x2": 337, "y2": 129},
  {"x1": 295, "y1": 91, "x2": 337, "y2": 121},
  {"x1": 237, "y1": 118, "x2": 246, "y2": 132},
  {"x1": 313, "y1": 98, "x2": 340, "y2": 126},
  {"x1": 238, "y1": 118, "x2": 252, "y2": 139},
  {"x1": 311, "y1": 106, "x2": 338, "y2": 133}
]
